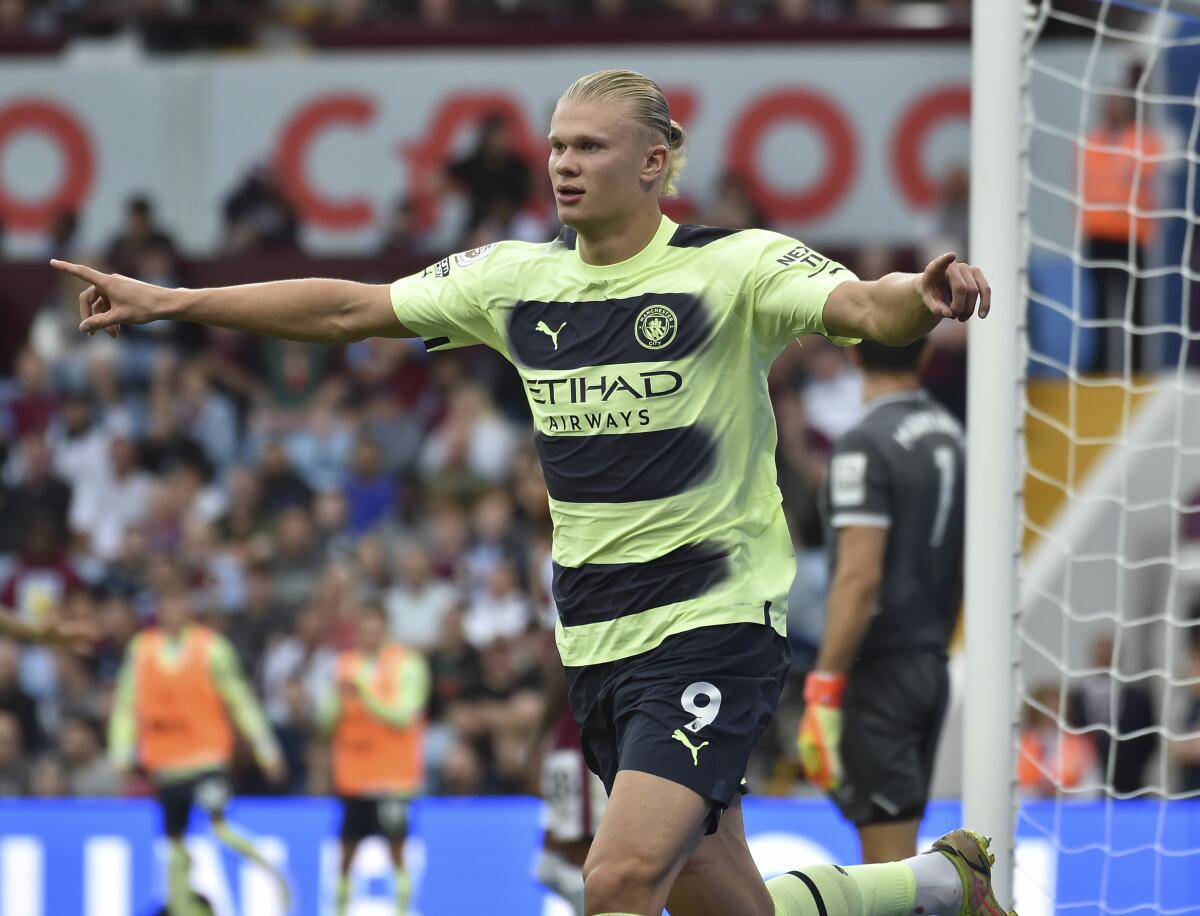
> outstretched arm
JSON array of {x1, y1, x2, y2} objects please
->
[
  {"x1": 51, "y1": 260, "x2": 414, "y2": 345},
  {"x1": 822, "y1": 252, "x2": 991, "y2": 346}
]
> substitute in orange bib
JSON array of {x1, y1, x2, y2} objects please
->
[
  {"x1": 108, "y1": 573, "x2": 288, "y2": 915},
  {"x1": 1081, "y1": 88, "x2": 1164, "y2": 374},
  {"x1": 320, "y1": 603, "x2": 430, "y2": 916}
]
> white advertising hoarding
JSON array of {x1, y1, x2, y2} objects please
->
[{"x1": 0, "y1": 45, "x2": 976, "y2": 256}]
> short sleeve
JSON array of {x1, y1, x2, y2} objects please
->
[
  {"x1": 752, "y1": 232, "x2": 859, "y2": 350},
  {"x1": 827, "y1": 429, "x2": 891, "y2": 529},
  {"x1": 389, "y1": 245, "x2": 505, "y2": 353}
]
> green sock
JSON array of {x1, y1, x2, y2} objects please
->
[
  {"x1": 167, "y1": 841, "x2": 195, "y2": 916},
  {"x1": 213, "y1": 821, "x2": 291, "y2": 911},
  {"x1": 394, "y1": 867, "x2": 411, "y2": 913},
  {"x1": 767, "y1": 863, "x2": 916, "y2": 916},
  {"x1": 335, "y1": 874, "x2": 350, "y2": 916}
]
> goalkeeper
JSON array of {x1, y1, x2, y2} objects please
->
[
  {"x1": 109, "y1": 569, "x2": 289, "y2": 915},
  {"x1": 800, "y1": 338, "x2": 966, "y2": 864}
]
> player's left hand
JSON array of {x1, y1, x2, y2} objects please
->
[
  {"x1": 798, "y1": 671, "x2": 846, "y2": 793},
  {"x1": 916, "y1": 252, "x2": 991, "y2": 323},
  {"x1": 37, "y1": 616, "x2": 97, "y2": 655}
]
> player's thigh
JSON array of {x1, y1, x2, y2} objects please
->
[
  {"x1": 665, "y1": 797, "x2": 773, "y2": 916},
  {"x1": 583, "y1": 769, "x2": 710, "y2": 901}
]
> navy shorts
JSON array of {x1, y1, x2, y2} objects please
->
[
  {"x1": 833, "y1": 649, "x2": 949, "y2": 826},
  {"x1": 157, "y1": 770, "x2": 229, "y2": 838},
  {"x1": 565, "y1": 623, "x2": 790, "y2": 835},
  {"x1": 339, "y1": 796, "x2": 411, "y2": 842}
]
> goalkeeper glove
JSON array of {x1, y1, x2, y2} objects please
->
[{"x1": 798, "y1": 671, "x2": 846, "y2": 792}]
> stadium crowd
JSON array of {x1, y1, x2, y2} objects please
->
[{"x1": 0, "y1": 0, "x2": 971, "y2": 49}]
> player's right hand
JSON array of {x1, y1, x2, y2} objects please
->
[
  {"x1": 50, "y1": 259, "x2": 177, "y2": 338},
  {"x1": 798, "y1": 671, "x2": 846, "y2": 792}
]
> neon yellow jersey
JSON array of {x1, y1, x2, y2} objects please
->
[{"x1": 391, "y1": 216, "x2": 858, "y2": 667}]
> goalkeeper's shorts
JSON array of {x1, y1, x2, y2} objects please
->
[
  {"x1": 833, "y1": 648, "x2": 949, "y2": 826},
  {"x1": 565, "y1": 622, "x2": 790, "y2": 836}
]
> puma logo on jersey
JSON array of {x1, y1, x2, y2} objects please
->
[
  {"x1": 536, "y1": 321, "x2": 567, "y2": 350},
  {"x1": 671, "y1": 728, "x2": 709, "y2": 766}
]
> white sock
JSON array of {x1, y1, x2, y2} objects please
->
[{"x1": 903, "y1": 851, "x2": 962, "y2": 916}]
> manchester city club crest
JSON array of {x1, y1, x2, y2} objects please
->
[{"x1": 634, "y1": 304, "x2": 678, "y2": 350}]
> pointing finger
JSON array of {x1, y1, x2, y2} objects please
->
[{"x1": 51, "y1": 259, "x2": 107, "y2": 287}]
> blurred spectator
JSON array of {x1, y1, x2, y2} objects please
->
[
  {"x1": 1068, "y1": 636, "x2": 1157, "y2": 796},
  {"x1": 343, "y1": 435, "x2": 398, "y2": 535},
  {"x1": 1170, "y1": 628, "x2": 1200, "y2": 793},
  {"x1": 175, "y1": 362, "x2": 239, "y2": 473},
  {"x1": 28, "y1": 753, "x2": 68, "y2": 797},
  {"x1": 281, "y1": 404, "x2": 355, "y2": 492},
  {"x1": 442, "y1": 115, "x2": 532, "y2": 243},
  {"x1": 426, "y1": 609, "x2": 482, "y2": 724},
  {"x1": 105, "y1": 195, "x2": 178, "y2": 279},
  {"x1": 262, "y1": 607, "x2": 336, "y2": 724},
  {"x1": 0, "y1": 711, "x2": 27, "y2": 796},
  {"x1": 0, "y1": 434, "x2": 73, "y2": 551},
  {"x1": 226, "y1": 559, "x2": 287, "y2": 674},
  {"x1": 0, "y1": 642, "x2": 40, "y2": 752},
  {"x1": 5, "y1": 348, "x2": 58, "y2": 440},
  {"x1": 45, "y1": 210, "x2": 80, "y2": 261},
  {"x1": 47, "y1": 393, "x2": 112, "y2": 496},
  {"x1": 1018, "y1": 683, "x2": 1100, "y2": 798},
  {"x1": 799, "y1": 340, "x2": 862, "y2": 447},
  {"x1": 463, "y1": 561, "x2": 530, "y2": 649},
  {"x1": 269, "y1": 505, "x2": 325, "y2": 617},
  {"x1": 419, "y1": 383, "x2": 516, "y2": 490},
  {"x1": 60, "y1": 713, "x2": 120, "y2": 796},
  {"x1": 377, "y1": 197, "x2": 424, "y2": 261},
  {"x1": 918, "y1": 162, "x2": 969, "y2": 263},
  {"x1": 700, "y1": 171, "x2": 766, "y2": 230},
  {"x1": 1081, "y1": 85, "x2": 1164, "y2": 374},
  {"x1": 69, "y1": 428, "x2": 154, "y2": 563},
  {"x1": 386, "y1": 542, "x2": 460, "y2": 653},
  {"x1": 258, "y1": 441, "x2": 314, "y2": 516},
  {"x1": 223, "y1": 163, "x2": 300, "y2": 253},
  {"x1": 1, "y1": 514, "x2": 84, "y2": 630},
  {"x1": 139, "y1": 385, "x2": 212, "y2": 480}
]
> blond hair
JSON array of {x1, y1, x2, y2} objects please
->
[{"x1": 559, "y1": 69, "x2": 688, "y2": 198}]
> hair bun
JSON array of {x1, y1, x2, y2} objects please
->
[{"x1": 668, "y1": 121, "x2": 684, "y2": 150}]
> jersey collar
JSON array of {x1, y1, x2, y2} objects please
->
[
  {"x1": 572, "y1": 214, "x2": 677, "y2": 280},
  {"x1": 861, "y1": 388, "x2": 928, "y2": 417}
]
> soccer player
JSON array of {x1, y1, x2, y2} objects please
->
[
  {"x1": 58, "y1": 69, "x2": 1008, "y2": 916},
  {"x1": 108, "y1": 571, "x2": 289, "y2": 915},
  {"x1": 798, "y1": 339, "x2": 966, "y2": 864},
  {"x1": 320, "y1": 603, "x2": 429, "y2": 915}
]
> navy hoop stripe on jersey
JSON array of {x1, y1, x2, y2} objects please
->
[
  {"x1": 389, "y1": 215, "x2": 858, "y2": 666},
  {"x1": 553, "y1": 541, "x2": 730, "y2": 627},
  {"x1": 422, "y1": 336, "x2": 450, "y2": 350},
  {"x1": 506, "y1": 293, "x2": 713, "y2": 370},
  {"x1": 535, "y1": 425, "x2": 715, "y2": 503},
  {"x1": 668, "y1": 224, "x2": 745, "y2": 249}
]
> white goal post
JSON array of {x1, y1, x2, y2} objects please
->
[{"x1": 964, "y1": 0, "x2": 1024, "y2": 907}]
